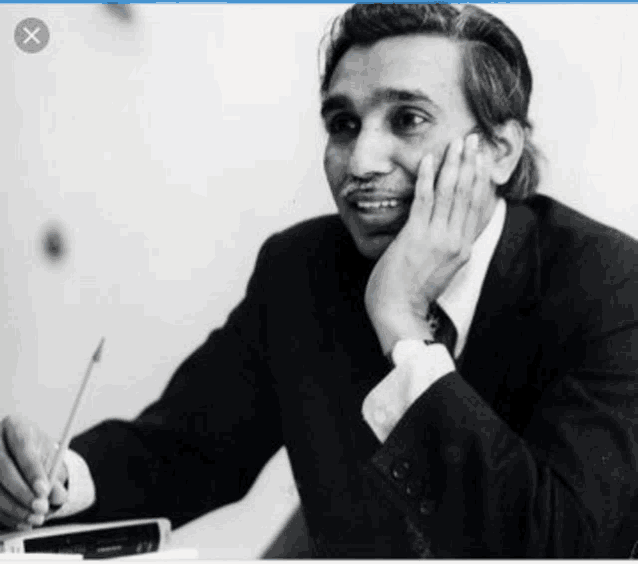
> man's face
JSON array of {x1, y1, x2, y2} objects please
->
[{"x1": 322, "y1": 35, "x2": 477, "y2": 259}]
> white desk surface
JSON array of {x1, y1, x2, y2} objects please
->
[{"x1": 169, "y1": 447, "x2": 300, "y2": 559}]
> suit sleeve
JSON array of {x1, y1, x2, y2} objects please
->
[
  {"x1": 67, "y1": 238, "x2": 283, "y2": 529},
  {"x1": 366, "y1": 322, "x2": 638, "y2": 557}
]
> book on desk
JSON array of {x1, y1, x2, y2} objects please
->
[{"x1": 0, "y1": 518, "x2": 171, "y2": 559}]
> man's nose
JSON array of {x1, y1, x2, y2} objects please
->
[{"x1": 347, "y1": 125, "x2": 394, "y2": 179}]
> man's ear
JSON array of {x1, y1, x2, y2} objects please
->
[{"x1": 484, "y1": 120, "x2": 525, "y2": 185}]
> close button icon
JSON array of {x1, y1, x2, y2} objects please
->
[{"x1": 15, "y1": 17, "x2": 50, "y2": 54}]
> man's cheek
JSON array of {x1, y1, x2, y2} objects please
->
[
  {"x1": 324, "y1": 147, "x2": 348, "y2": 195},
  {"x1": 405, "y1": 143, "x2": 448, "y2": 189}
]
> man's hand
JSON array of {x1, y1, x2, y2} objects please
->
[
  {"x1": 0, "y1": 415, "x2": 68, "y2": 530},
  {"x1": 364, "y1": 134, "x2": 495, "y2": 355}
]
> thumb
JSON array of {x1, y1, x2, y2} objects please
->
[{"x1": 49, "y1": 479, "x2": 68, "y2": 508}]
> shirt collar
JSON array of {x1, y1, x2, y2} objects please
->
[{"x1": 436, "y1": 198, "x2": 507, "y2": 358}]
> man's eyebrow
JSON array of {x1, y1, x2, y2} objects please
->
[
  {"x1": 320, "y1": 88, "x2": 440, "y2": 118},
  {"x1": 376, "y1": 87, "x2": 440, "y2": 110},
  {"x1": 320, "y1": 94, "x2": 350, "y2": 118}
]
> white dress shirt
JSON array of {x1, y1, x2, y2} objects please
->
[
  {"x1": 362, "y1": 198, "x2": 507, "y2": 442},
  {"x1": 55, "y1": 199, "x2": 507, "y2": 519}
]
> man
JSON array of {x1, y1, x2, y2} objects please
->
[{"x1": 2, "y1": 3, "x2": 638, "y2": 557}]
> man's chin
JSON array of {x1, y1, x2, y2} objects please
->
[{"x1": 352, "y1": 232, "x2": 395, "y2": 260}]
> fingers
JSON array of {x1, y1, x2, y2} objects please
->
[
  {"x1": 463, "y1": 152, "x2": 489, "y2": 243},
  {"x1": 3, "y1": 420, "x2": 51, "y2": 506},
  {"x1": 411, "y1": 131, "x2": 490, "y2": 249},
  {"x1": 0, "y1": 416, "x2": 53, "y2": 530},
  {"x1": 0, "y1": 440, "x2": 38, "y2": 514},
  {"x1": 0, "y1": 509, "x2": 40, "y2": 531},
  {"x1": 0, "y1": 483, "x2": 42, "y2": 524},
  {"x1": 0, "y1": 478, "x2": 46, "y2": 529},
  {"x1": 449, "y1": 133, "x2": 480, "y2": 236},
  {"x1": 431, "y1": 137, "x2": 464, "y2": 227},
  {"x1": 0, "y1": 509, "x2": 23, "y2": 530},
  {"x1": 410, "y1": 153, "x2": 434, "y2": 221}
]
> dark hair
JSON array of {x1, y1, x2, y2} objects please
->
[{"x1": 320, "y1": 4, "x2": 540, "y2": 201}]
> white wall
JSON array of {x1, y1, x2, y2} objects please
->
[
  {"x1": 489, "y1": 4, "x2": 638, "y2": 233},
  {"x1": 2, "y1": 3, "x2": 637, "y2": 557}
]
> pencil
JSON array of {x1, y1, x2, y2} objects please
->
[{"x1": 48, "y1": 337, "x2": 105, "y2": 484}]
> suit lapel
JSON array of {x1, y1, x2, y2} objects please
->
[
  {"x1": 459, "y1": 202, "x2": 543, "y2": 419},
  {"x1": 465, "y1": 201, "x2": 541, "y2": 336}
]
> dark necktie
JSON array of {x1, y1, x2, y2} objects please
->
[{"x1": 426, "y1": 302, "x2": 458, "y2": 358}]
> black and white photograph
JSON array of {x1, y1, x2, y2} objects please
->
[{"x1": 2, "y1": 2, "x2": 638, "y2": 558}]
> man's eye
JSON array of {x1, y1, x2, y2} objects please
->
[
  {"x1": 391, "y1": 110, "x2": 430, "y2": 133},
  {"x1": 326, "y1": 115, "x2": 359, "y2": 137}
]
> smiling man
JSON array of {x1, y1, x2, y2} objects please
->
[
  {"x1": 323, "y1": 34, "x2": 497, "y2": 261},
  {"x1": 2, "y1": 3, "x2": 638, "y2": 558}
]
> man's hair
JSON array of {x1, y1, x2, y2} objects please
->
[{"x1": 320, "y1": 4, "x2": 540, "y2": 202}]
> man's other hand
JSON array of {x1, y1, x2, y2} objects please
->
[
  {"x1": 364, "y1": 133, "x2": 494, "y2": 355},
  {"x1": 0, "y1": 415, "x2": 68, "y2": 530}
]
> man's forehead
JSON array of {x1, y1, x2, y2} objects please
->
[{"x1": 325, "y1": 34, "x2": 463, "y2": 103}]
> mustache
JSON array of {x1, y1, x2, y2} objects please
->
[{"x1": 339, "y1": 178, "x2": 414, "y2": 199}]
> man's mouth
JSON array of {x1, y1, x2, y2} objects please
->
[
  {"x1": 343, "y1": 191, "x2": 413, "y2": 230},
  {"x1": 352, "y1": 198, "x2": 402, "y2": 211},
  {"x1": 345, "y1": 191, "x2": 413, "y2": 211}
]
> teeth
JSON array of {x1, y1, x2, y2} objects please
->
[{"x1": 355, "y1": 199, "x2": 400, "y2": 210}]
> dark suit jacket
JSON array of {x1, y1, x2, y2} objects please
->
[{"x1": 69, "y1": 194, "x2": 638, "y2": 557}]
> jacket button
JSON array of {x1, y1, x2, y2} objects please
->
[
  {"x1": 391, "y1": 459, "x2": 411, "y2": 481},
  {"x1": 419, "y1": 499, "x2": 435, "y2": 516},
  {"x1": 405, "y1": 477, "x2": 423, "y2": 498},
  {"x1": 413, "y1": 536, "x2": 432, "y2": 557}
]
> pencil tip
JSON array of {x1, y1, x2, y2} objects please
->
[{"x1": 93, "y1": 337, "x2": 105, "y2": 362}]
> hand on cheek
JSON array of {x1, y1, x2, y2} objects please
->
[
  {"x1": 364, "y1": 133, "x2": 494, "y2": 355},
  {"x1": 436, "y1": 133, "x2": 494, "y2": 244}
]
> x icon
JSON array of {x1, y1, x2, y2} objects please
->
[
  {"x1": 22, "y1": 26, "x2": 41, "y2": 45},
  {"x1": 15, "y1": 17, "x2": 49, "y2": 53}
]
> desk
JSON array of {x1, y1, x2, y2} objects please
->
[{"x1": 169, "y1": 448, "x2": 304, "y2": 559}]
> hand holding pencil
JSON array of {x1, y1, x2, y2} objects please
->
[
  {"x1": 0, "y1": 415, "x2": 68, "y2": 529},
  {"x1": 0, "y1": 338, "x2": 104, "y2": 530}
]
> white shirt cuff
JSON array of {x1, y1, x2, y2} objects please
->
[
  {"x1": 362, "y1": 341, "x2": 455, "y2": 443},
  {"x1": 48, "y1": 449, "x2": 96, "y2": 520}
]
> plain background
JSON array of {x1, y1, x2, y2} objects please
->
[{"x1": 2, "y1": 3, "x2": 638, "y2": 557}]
